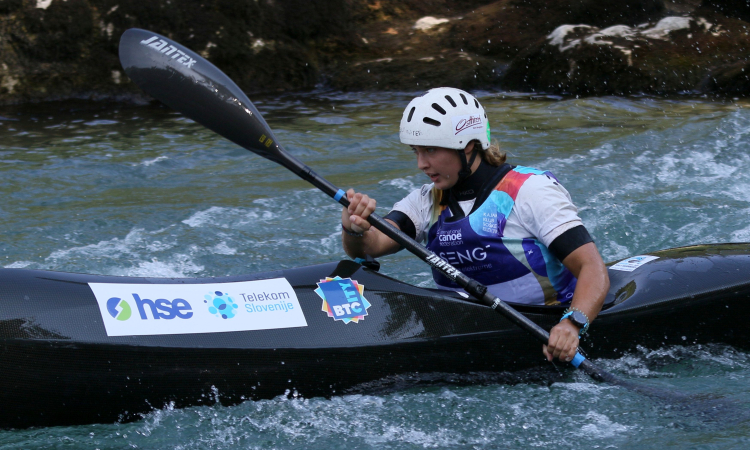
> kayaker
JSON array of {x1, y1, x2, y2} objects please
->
[{"x1": 341, "y1": 87, "x2": 609, "y2": 363}]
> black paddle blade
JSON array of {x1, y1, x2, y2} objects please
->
[{"x1": 118, "y1": 28, "x2": 286, "y2": 165}]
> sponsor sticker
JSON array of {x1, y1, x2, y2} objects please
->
[
  {"x1": 452, "y1": 114, "x2": 483, "y2": 136},
  {"x1": 315, "y1": 276, "x2": 371, "y2": 324},
  {"x1": 609, "y1": 255, "x2": 660, "y2": 272},
  {"x1": 90, "y1": 278, "x2": 307, "y2": 336},
  {"x1": 400, "y1": 127, "x2": 422, "y2": 138},
  {"x1": 140, "y1": 36, "x2": 197, "y2": 69}
]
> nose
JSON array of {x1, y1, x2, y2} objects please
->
[{"x1": 416, "y1": 149, "x2": 428, "y2": 171}]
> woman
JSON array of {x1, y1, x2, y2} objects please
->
[{"x1": 341, "y1": 87, "x2": 609, "y2": 363}]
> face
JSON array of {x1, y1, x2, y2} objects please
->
[{"x1": 412, "y1": 145, "x2": 462, "y2": 190}]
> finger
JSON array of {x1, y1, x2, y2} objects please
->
[
  {"x1": 547, "y1": 333, "x2": 562, "y2": 361},
  {"x1": 351, "y1": 195, "x2": 368, "y2": 216},
  {"x1": 555, "y1": 335, "x2": 577, "y2": 362},
  {"x1": 354, "y1": 202, "x2": 377, "y2": 225},
  {"x1": 349, "y1": 193, "x2": 367, "y2": 216},
  {"x1": 348, "y1": 192, "x2": 363, "y2": 214},
  {"x1": 543, "y1": 344, "x2": 553, "y2": 362},
  {"x1": 564, "y1": 337, "x2": 580, "y2": 362},
  {"x1": 361, "y1": 197, "x2": 377, "y2": 219},
  {"x1": 552, "y1": 334, "x2": 572, "y2": 362},
  {"x1": 353, "y1": 196, "x2": 375, "y2": 218},
  {"x1": 350, "y1": 215, "x2": 371, "y2": 233}
]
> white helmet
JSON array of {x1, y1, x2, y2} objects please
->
[{"x1": 399, "y1": 87, "x2": 490, "y2": 150}]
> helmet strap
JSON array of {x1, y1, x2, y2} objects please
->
[{"x1": 457, "y1": 144, "x2": 479, "y2": 181}]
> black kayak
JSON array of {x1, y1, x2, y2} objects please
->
[{"x1": 2, "y1": 243, "x2": 750, "y2": 428}]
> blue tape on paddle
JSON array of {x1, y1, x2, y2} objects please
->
[
  {"x1": 334, "y1": 189, "x2": 346, "y2": 201},
  {"x1": 571, "y1": 352, "x2": 586, "y2": 368}
]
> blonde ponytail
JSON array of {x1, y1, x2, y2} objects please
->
[{"x1": 480, "y1": 139, "x2": 506, "y2": 166}]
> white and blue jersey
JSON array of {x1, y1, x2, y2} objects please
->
[{"x1": 392, "y1": 166, "x2": 583, "y2": 305}]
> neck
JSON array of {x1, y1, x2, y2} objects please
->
[{"x1": 449, "y1": 159, "x2": 493, "y2": 201}]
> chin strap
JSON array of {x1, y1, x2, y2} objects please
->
[{"x1": 457, "y1": 145, "x2": 479, "y2": 181}]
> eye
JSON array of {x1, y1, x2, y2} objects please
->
[{"x1": 425, "y1": 147, "x2": 437, "y2": 153}]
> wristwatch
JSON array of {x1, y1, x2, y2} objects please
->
[{"x1": 560, "y1": 308, "x2": 589, "y2": 336}]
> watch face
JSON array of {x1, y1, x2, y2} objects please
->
[{"x1": 569, "y1": 310, "x2": 588, "y2": 329}]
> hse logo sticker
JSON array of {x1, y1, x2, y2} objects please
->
[
  {"x1": 315, "y1": 276, "x2": 371, "y2": 324},
  {"x1": 205, "y1": 291, "x2": 238, "y2": 319},
  {"x1": 106, "y1": 297, "x2": 132, "y2": 321},
  {"x1": 609, "y1": 255, "x2": 660, "y2": 272},
  {"x1": 90, "y1": 278, "x2": 307, "y2": 336}
]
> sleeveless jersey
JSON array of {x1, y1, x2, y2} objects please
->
[{"x1": 425, "y1": 166, "x2": 577, "y2": 305}]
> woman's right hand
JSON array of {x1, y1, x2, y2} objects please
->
[{"x1": 342, "y1": 188, "x2": 377, "y2": 235}]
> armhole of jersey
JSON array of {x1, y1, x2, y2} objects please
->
[
  {"x1": 549, "y1": 225, "x2": 594, "y2": 262},
  {"x1": 383, "y1": 210, "x2": 417, "y2": 240}
]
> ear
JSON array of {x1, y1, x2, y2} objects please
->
[{"x1": 463, "y1": 141, "x2": 476, "y2": 155}]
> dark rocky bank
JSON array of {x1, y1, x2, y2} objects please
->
[{"x1": 0, "y1": 0, "x2": 749, "y2": 104}]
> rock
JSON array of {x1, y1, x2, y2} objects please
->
[
  {"x1": 701, "y1": 0, "x2": 750, "y2": 22},
  {"x1": 445, "y1": 0, "x2": 665, "y2": 60},
  {"x1": 1, "y1": 0, "x2": 750, "y2": 103},
  {"x1": 702, "y1": 60, "x2": 750, "y2": 94},
  {"x1": 502, "y1": 13, "x2": 750, "y2": 96},
  {"x1": 0, "y1": 0, "x2": 356, "y2": 104},
  {"x1": 326, "y1": 52, "x2": 499, "y2": 91},
  {"x1": 414, "y1": 17, "x2": 450, "y2": 31}
]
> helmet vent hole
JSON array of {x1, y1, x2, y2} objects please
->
[
  {"x1": 423, "y1": 117, "x2": 441, "y2": 127},
  {"x1": 445, "y1": 96, "x2": 457, "y2": 107},
  {"x1": 407, "y1": 107, "x2": 415, "y2": 122},
  {"x1": 460, "y1": 93, "x2": 468, "y2": 105},
  {"x1": 431, "y1": 103, "x2": 446, "y2": 115},
  {"x1": 474, "y1": 99, "x2": 479, "y2": 108}
]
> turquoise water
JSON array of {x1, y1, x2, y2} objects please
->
[{"x1": 1, "y1": 92, "x2": 750, "y2": 448}]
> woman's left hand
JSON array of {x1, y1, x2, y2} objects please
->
[{"x1": 543, "y1": 320, "x2": 580, "y2": 362}]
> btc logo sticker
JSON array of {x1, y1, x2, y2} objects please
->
[{"x1": 315, "y1": 276, "x2": 371, "y2": 324}]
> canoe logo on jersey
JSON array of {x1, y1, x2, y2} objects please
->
[
  {"x1": 106, "y1": 297, "x2": 132, "y2": 321},
  {"x1": 315, "y1": 276, "x2": 371, "y2": 324},
  {"x1": 437, "y1": 228, "x2": 463, "y2": 246},
  {"x1": 204, "y1": 291, "x2": 239, "y2": 319},
  {"x1": 140, "y1": 36, "x2": 197, "y2": 68}
]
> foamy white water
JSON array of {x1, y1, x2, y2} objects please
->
[{"x1": 1, "y1": 93, "x2": 750, "y2": 448}]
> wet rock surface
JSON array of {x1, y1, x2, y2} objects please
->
[
  {"x1": 504, "y1": 5, "x2": 750, "y2": 96},
  {"x1": 0, "y1": 0, "x2": 749, "y2": 103}
]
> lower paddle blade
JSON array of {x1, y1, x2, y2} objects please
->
[{"x1": 118, "y1": 28, "x2": 285, "y2": 164}]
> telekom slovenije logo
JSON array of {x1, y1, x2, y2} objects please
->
[
  {"x1": 204, "y1": 291, "x2": 239, "y2": 319},
  {"x1": 315, "y1": 276, "x2": 371, "y2": 324}
]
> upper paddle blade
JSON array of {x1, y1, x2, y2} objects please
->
[{"x1": 118, "y1": 28, "x2": 286, "y2": 164}]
